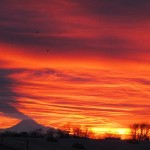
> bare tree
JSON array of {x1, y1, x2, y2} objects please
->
[
  {"x1": 130, "y1": 123, "x2": 139, "y2": 140},
  {"x1": 72, "y1": 125, "x2": 83, "y2": 137},
  {"x1": 61, "y1": 123, "x2": 93, "y2": 138},
  {"x1": 129, "y1": 123, "x2": 150, "y2": 141},
  {"x1": 62, "y1": 122, "x2": 72, "y2": 135},
  {"x1": 82, "y1": 126, "x2": 94, "y2": 138},
  {"x1": 139, "y1": 123, "x2": 150, "y2": 141},
  {"x1": 72, "y1": 125, "x2": 93, "y2": 138}
]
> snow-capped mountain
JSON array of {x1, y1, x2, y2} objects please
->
[{"x1": 4, "y1": 119, "x2": 48, "y2": 133}]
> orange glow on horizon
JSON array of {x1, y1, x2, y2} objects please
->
[{"x1": 92, "y1": 127, "x2": 130, "y2": 139}]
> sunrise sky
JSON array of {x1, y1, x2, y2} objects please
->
[{"x1": 0, "y1": 0, "x2": 150, "y2": 136}]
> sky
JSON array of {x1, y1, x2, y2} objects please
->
[{"x1": 0, "y1": 0, "x2": 150, "y2": 136}]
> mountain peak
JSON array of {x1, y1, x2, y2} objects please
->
[
  {"x1": 19, "y1": 119, "x2": 38, "y2": 124},
  {"x1": 6, "y1": 119, "x2": 47, "y2": 133}
]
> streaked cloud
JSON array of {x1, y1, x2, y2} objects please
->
[{"x1": 0, "y1": 67, "x2": 149, "y2": 128}]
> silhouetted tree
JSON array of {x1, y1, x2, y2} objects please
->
[
  {"x1": 82, "y1": 126, "x2": 94, "y2": 138},
  {"x1": 61, "y1": 123, "x2": 93, "y2": 138},
  {"x1": 62, "y1": 122, "x2": 72, "y2": 135},
  {"x1": 72, "y1": 125, "x2": 93, "y2": 138},
  {"x1": 129, "y1": 123, "x2": 150, "y2": 141},
  {"x1": 72, "y1": 125, "x2": 83, "y2": 138},
  {"x1": 130, "y1": 123, "x2": 138, "y2": 140}
]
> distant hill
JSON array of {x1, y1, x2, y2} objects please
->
[{"x1": 1, "y1": 119, "x2": 53, "y2": 133}]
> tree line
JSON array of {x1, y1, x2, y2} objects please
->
[
  {"x1": 129, "y1": 122, "x2": 150, "y2": 141},
  {"x1": 1, "y1": 122, "x2": 150, "y2": 141}
]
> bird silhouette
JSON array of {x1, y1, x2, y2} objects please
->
[{"x1": 46, "y1": 49, "x2": 50, "y2": 52}]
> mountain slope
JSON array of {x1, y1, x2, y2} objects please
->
[{"x1": 5, "y1": 119, "x2": 48, "y2": 133}]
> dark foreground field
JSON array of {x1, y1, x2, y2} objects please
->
[
  {"x1": 1, "y1": 137, "x2": 150, "y2": 150},
  {"x1": 0, "y1": 144, "x2": 18, "y2": 150}
]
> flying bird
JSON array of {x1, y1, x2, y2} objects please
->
[{"x1": 46, "y1": 49, "x2": 50, "y2": 52}]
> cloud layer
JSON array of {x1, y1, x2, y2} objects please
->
[
  {"x1": 0, "y1": 0, "x2": 150, "y2": 63},
  {"x1": 0, "y1": 67, "x2": 149, "y2": 129}
]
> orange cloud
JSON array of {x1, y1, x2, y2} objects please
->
[{"x1": 0, "y1": 68, "x2": 148, "y2": 131}]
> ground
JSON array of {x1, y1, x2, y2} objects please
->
[
  {"x1": 0, "y1": 144, "x2": 18, "y2": 150},
  {"x1": 1, "y1": 137, "x2": 150, "y2": 150}
]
